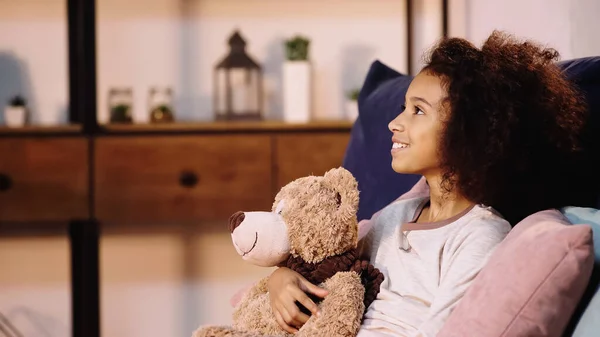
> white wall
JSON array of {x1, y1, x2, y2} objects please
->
[
  {"x1": 0, "y1": 0, "x2": 68, "y2": 125},
  {"x1": 411, "y1": 0, "x2": 444, "y2": 72},
  {"x1": 0, "y1": 0, "x2": 408, "y2": 125},
  {"x1": 569, "y1": 0, "x2": 600, "y2": 58},
  {"x1": 449, "y1": 0, "x2": 600, "y2": 61},
  {"x1": 2, "y1": 0, "x2": 599, "y2": 125},
  {"x1": 464, "y1": 0, "x2": 573, "y2": 58}
]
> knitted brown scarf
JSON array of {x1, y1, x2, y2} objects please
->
[{"x1": 282, "y1": 248, "x2": 384, "y2": 315}]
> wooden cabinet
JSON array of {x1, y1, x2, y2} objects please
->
[
  {"x1": 274, "y1": 133, "x2": 350, "y2": 190},
  {"x1": 95, "y1": 135, "x2": 273, "y2": 224},
  {"x1": 0, "y1": 137, "x2": 89, "y2": 222},
  {"x1": 0, "y1": 121, "x2": 352, "y2": 224}
]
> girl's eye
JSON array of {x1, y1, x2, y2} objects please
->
[{"x1": 401, "y1": 105, "x2": 424, "y2": 115}]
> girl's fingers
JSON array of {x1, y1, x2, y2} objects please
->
[
  {"x1": 299, "y1": 278, "x2": 329, "y2": 299},
  {"x1": 291, "y1": 287, "x2": 320, "y2": 318},
  {"x1": 274, "y1": 308, "x2": 298, "y2": 334},
  {"x1": 280, "y1": 304, "x2": 306, "y2": 329}
]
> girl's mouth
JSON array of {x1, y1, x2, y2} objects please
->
[{"x1": 392, "y1": 142, "x2": 410, "y2": 149}]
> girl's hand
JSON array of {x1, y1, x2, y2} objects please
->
[{"x1": 267, "y1": 267, "x2": 329, "y2": 333}]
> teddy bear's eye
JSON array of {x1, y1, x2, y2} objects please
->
[
  {"x1": 336, "y1": 192, "x2": 342, "y2": 207},
  {"x1": 275, "y1": 200, "x2": 285, "y2": 214}
]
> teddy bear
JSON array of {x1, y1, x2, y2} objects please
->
[{"x1": 193, "y1": 167, "x2": 384, "y2": 337}]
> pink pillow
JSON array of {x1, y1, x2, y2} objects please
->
[{"x1": 438, "y1": 210, "x2": 594, "y2": 337}]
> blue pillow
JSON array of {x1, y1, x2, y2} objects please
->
[
  {"x1": 562, "y1": 207, "x2": 600, "y2": 261},
  {"x1": 561, "y1": 206, "x2": 600, "y2": 337},
  {"x1": 557, "y1": 57, "x2": 600, "y2": 208},
  {"x1": 343, "y1": 60, "x2": 421, "y2": 221}
]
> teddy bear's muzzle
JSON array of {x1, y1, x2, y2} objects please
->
[{"x1": 229, "y1": 211, "x2": 245, "y2": 233}]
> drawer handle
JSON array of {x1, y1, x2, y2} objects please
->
[
  {"x1": 179, "y1": 171, "x2": 199, "y2": 188},
  {"x1": 0, "y1": 173, "x2": 12, "y2": 192}
]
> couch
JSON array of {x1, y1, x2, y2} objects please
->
[{"x1": 342, "y1": 56, "x2": 600, "y2": 336}]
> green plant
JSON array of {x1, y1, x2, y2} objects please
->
[
  {"x1": 9, "y1": 95, "x2": 26, "y2": 107},
  {"x1": 347, "y1": 89, "x2": 360, "y2": 101},
  {"x1": 110, "y1": 104, "x2": 132, "y2": 123},
  {"x1": 155, "y1": 104, "x2": 171, "y2": 112},
  {"x1": 150, "y1": 104, "x2": 174, "y2": 123},
  {"x1": 284, "y1": 35, "x2": 310, "y2": 61}
]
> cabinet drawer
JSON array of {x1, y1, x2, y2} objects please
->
[
  {"x1": 0, "y1": 137, "x2": 89, "y2": 222},
  {"x1": 275, "y1": 133, "x2": 350, "y2": 189},
  {"x1": 95, "y1": 135, "x2": 273, "y2": 224}
]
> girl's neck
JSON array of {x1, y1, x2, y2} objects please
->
[{"x1": 420, "y1": 175, "x2": 474, "y2": 223}]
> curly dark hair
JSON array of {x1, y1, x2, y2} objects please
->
[{"x1": 422, "y1": 31, "x2": 589, "y2": 225}]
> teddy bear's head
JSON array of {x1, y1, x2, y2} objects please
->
[{"x1": 229, "y1": 167, "x2": 359, "y2": 266}]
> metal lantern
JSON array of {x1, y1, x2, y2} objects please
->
[{"x1": 214, "y1": 30, "x2": 263, "y2": 121}]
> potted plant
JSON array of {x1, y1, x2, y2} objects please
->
[
  {"x1": 150, "y1": 104, "x2": 174, "y2": 123},
  {"x1": 345, "y1": 88, "x2": 360, "y2": 121},
  {"x1": 283, "y1": 35, "x2": 311, "y2": 122},
  {"x1": 4, "y1": 95, "x2": 27, "y2": 127},
  {"x1": 149, "y1": 87, "x2": 175, "y2": 123},
  {"x1": 108, "y1": 87, "x2": 134, "y2": 123},
  {"x1": 110, "y1": 103, "x2": 133, "y2": 123}
]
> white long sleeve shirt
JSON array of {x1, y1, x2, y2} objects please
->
[{"x1": 357, "y1": 196, "x2": 511, "y2": 337}]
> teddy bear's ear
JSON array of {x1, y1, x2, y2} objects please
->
[{"x1": 323, "y1": 167, "x2": 359, "y2": 212}]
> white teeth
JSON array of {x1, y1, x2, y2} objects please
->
[{"x1": 392, "y1": 142, "x2": 409, "y2": 149}]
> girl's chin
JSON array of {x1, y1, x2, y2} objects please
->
[{"x1": 391, "y1": 162, "x2": 418, "y2": 175}]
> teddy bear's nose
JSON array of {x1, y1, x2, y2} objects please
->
[{"x1": 229, "y1": 211, "x2": 245, "y2": 233}]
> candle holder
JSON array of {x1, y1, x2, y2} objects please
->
[
  {"x1": 148, "y1": 87, "x2": 175, "y2": 123},
  {"x1": 213, "y1": 30, "x2": 263, "y2": 121}
]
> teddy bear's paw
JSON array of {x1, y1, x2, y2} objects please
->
[
  {"x1": 192, "y1": 325, "x2": 236, "y2": 337},
  {"x1": 323, "y1": 271, "x2": 365, "y2": 300},
  {"x1": 298, "y1": 272, "x2": 365, "y2": 337},
  {"x1": 192, "y1": 325, "x2": 263, "y2": 337}
]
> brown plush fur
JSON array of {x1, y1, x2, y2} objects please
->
[
  {"x1": 194, "y1": 272, "x2": 365, "y2": 337},
  {"x1": 273, "y1": 168, "x2": 360, "y2": 264},
  {"x1": 192, "y1": 168, "x2": 383, "y2": 337},
  {"x1": 283, "y1": 249, "x2": 383, "y2": 312}
]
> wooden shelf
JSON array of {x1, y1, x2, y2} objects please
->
[
  {"x1": 0, "y1": 124, "x2": 82, "y2": 136},
  {"x1": 98, "y1": 120, "x2": 355, "y2": 134}
]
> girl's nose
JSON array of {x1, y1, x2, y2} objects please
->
[{"x1": 388, "y1": 111, "x2": 406, "y2": 133}]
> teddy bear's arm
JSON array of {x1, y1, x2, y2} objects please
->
[
  {"x1": 231, "y1": 276, "x2": 293, "y2": 336},
  {"x1": 351, "y1": 260, "x2": 384, "y2": 310},
  {"x1": 232, "y1": 276, "x2": 269, "y2": 315},
  {"x1": 297, "y1": 271, "x2": 365, "y2": 337}
]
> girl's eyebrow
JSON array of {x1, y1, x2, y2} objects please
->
[{"x1": 410, "y1": 96, "x2": 432, "y2": 107}]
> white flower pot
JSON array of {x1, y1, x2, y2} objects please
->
[
  {"x1": 4, "y1": 106, "x2": 26, "y2": 127},
  {"x1": 345, "y1": 100, "x2": 359, "y2": 121},
  {"x1": 283, "y1": 61, "x2": 311, "y2": 122}
]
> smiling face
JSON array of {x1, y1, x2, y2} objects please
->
[{"x1": 388, "y1": 71, "x2": 447, "y2": 177}]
